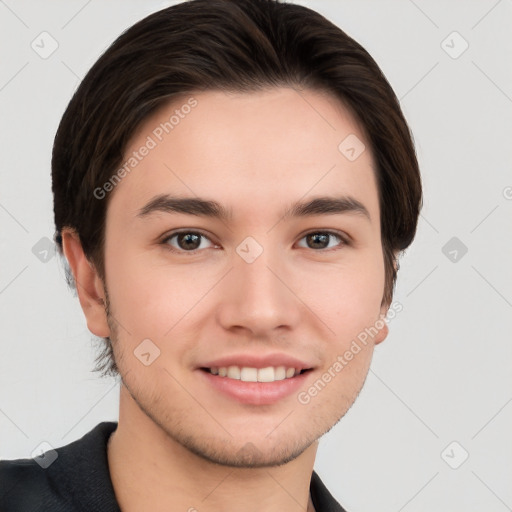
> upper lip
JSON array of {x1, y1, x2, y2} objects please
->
[{"x1": 198, "y1": 353, "x2": 315, "y2": 370}]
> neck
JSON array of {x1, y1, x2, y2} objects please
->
[{"x1": 107, "y1": 385, "x2": 318, "y2": 512}]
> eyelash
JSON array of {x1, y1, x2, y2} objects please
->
[{"x1": 160, "y1": 229, "x2": 350, "y2": 254}]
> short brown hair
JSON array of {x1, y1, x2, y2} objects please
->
[{"x1": 52, "y1": 0, "x2": 422, "y2": 377}]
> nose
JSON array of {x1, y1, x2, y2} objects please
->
[{"x1": 215, "y1": 247, "x2": 302, "y2": 338}]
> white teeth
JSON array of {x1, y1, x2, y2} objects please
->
[
  {"x1": 227, "y1": 366, "x2": 241, "y2": 379},
  {"x1": 274, "y1": 366, "x2": 286, "y2": 381},
  {"x1": 257, "y1": 366, "x2": 274, "y2": 382},
  {"x1": 209, "y1": 365, "x2": 302, "y2": 382},
  {"x1": 240, "y1": 367, "x2": 258, "y2": 382}
]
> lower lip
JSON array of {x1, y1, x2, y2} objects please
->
[{"x1": 198, "y1": 369, "x2": 312, "y2": 405}]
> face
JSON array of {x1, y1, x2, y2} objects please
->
[{"x1": 96, "y1": 88, "x2": 389, "y2": 467}]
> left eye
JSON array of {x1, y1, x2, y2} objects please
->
[{"x1": 296, "y1": 232, "x2": 344, "y2": 250}]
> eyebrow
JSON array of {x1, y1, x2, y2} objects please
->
[{"x1": 136, "y1": 194, "x2": 370, "y2": 221}]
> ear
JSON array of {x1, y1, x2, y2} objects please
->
[
  {"x1": 61, "y1": 229, "x2": 110, "y2": 338},
  {"x1": 374, "y1": 253, "x2": 399, "y2": 345},
  {"x1": 373, "y1": 307, "x2": 389, "y2": 345}
]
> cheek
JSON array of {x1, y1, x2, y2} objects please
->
[
  {"x1": 296, "y1": 264, "x2": 382, "y2": 413},
  {"x1": 297, "y1": 250, "x2": 386, "y2": 344},
  {"x1": 103, "y1": 248, "x2": 168, "y2": 338},
  {"x1": 103, "y1": 248, "x2": 218, "y2": 341}
]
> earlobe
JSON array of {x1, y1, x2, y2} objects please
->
[
  {"x1": 374, "y1": 321, "x2": 388, "y2": 345},
  {"x1": 61, "y1": 229, "x2": 111, "y2": 338},
  {"x1": 374, "y1": 308, "x2": 389, "y2": 345},
  {"x1": 375, "y1": 252, "x2": 399, "y2": 345}
]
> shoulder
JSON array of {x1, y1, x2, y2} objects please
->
[
  {"x1": 0, "y1": 457, "x2": 67, "y2": 511},
  {"x1": 0, "y1": 422, "x2": 119, "y2": 512}
]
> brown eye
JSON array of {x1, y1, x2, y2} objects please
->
[
  {"x1": 177, "y1": 233, "x2": 201, "y2": 250},
  {"x1": 164, "y1": 232, "x2": 213, "y2": 251},
  {"x1": 297, "y1": 232, "x2": 345, "y2": 250}
]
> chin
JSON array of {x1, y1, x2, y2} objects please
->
[{"x1": 172, "y1": 433, "x2": 315, "y2": 468}]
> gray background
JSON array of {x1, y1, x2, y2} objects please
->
[{"x1": 1, "y1": 1, "x2": 511, "y2": 510}]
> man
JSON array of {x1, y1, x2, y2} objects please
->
[{"x1": 0, "y1": 0, "x2": 421, "y2": 510}]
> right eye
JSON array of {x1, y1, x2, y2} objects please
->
[{"x1": 162, "y1": 231, "x2": 216, "y2": 252}]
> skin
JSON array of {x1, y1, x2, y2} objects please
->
[{"x1": 63, "y1": 87, "x2": 390, "y2": 512}]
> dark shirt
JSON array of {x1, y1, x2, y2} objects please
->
[{"x1": 0, "y1": 422, "x2": 347, "y2": 511}]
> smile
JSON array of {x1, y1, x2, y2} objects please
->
[
  {"x1": 203, "y1": 366, "x2": 307, "y2": 383},
  {"x1": 199, "y1": 364, "x2": 313, "y2": 405}
]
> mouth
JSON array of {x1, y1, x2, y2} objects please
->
[
  {"x1": 200, "y1": 365, "x2": 312, "y2": 383},
  {"x1": 197, "y1": 360, "x2": 314, "y2": 405}
]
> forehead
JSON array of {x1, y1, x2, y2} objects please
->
[{"x1": 108, "y1": 87, "x2": 379, "y2": 222}]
